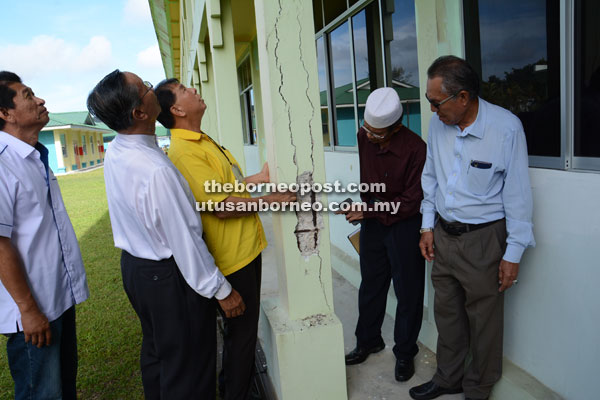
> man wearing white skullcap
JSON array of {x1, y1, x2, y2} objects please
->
[{"x1": 337, "y1": 87, "x2": 426, "y2": 382}]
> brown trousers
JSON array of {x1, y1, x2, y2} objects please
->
[{"x1": 431, "y1": 219, "x2": 507, "y2": 399}]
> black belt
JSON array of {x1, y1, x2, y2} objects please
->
[{"x1": 438, "y1": 216, "x2": 502, "y2": 236}]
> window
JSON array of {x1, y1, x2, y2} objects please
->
[
  {"x1": 330, "y1": 20, "x2": 356, "y2": 146},
  {"x1": 465, "y1": 0, "x2": 600, "y2": 170},
  {"x1": 238, "y1": 57, "x2": 256, "y2": 145},
  {"x1": 384, "y1": 0, "x2": 421, "y2": 134},
  {"x1": 90, "y1": 135, "x2": 95, "y2": 154},
  {"x1": 465, "y1": 0, "x2": 562, "y2": 161},
  {"x1": 82, "y1": 135, "x2": 87, "y2": 155},
  {"x1": 317, "y1": 36, "x2": 331, "y2": 147},
  {"x1": 315, "y1": 0, "x2": 419, "y2": 149},
  {"x1": 574, "y1": 0, "x2": 600, "y2": 163},
  {"x1": 60, "y1": 134, "x2": 67, "y2": 157}
]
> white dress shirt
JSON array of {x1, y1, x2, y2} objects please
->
[
  {"x1": 420, "y1": 98, "x2": 535, "y2": 263},
  {"x1": 0, "y1": 131, "x2": 89, "y2": 334},
  {"x1": 103, "y1": 133, "x2": 231, "y2": 299}
]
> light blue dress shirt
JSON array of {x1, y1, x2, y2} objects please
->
[
  {"x1": 0, "y1": 131, "x2": 89, "y2": 334},
  {"x1": 420, "y1": 98, "x2": 535, "y2": 263}
]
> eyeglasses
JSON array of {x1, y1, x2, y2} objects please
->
[
  {"x1": 139, "y1": 81, "x2": 153, "y2": 102},
  {"x1": 425, "y1": 92, "x2": 458, "y2": 109},
  {"x1": 362, "y1": 124, "x2": 387, "y2": 140}
]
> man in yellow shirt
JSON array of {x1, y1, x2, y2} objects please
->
[{"x1": 155, "y1": 78, "x2": 295, "y2": 400}]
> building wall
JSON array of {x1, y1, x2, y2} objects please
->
[
  {"x1": 38, "y1": 131, "x2": 59, "y2": 172},
  {"x1": 503, "y1": 168, "x2": 600, "y2": 400},
  {"x1": 51, "y1": 129, "x2": 105, "y2": 173}
]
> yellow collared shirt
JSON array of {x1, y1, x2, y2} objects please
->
[{"x1": 168, "y1": 128, "x2": 267, "y2": 276}]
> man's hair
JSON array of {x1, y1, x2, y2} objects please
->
[
  {"x1": 0, "y1": 71, "x2": 22, "y2": 130},
  {"x1": 154, "y1": 78, "x2": 180, "y2": 129},
  {"x1": 87, "y1": 69, "x2": 141, "y2": 132},
  {"x1": 427, "y1": 55, "x2": 480, "y2": 100}
]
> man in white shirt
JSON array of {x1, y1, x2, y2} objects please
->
[
  {"x1": 87, "y1": 69, "x2": 244, "y2": 399},
  {"x1": 0, "y1": 71, "x2": 89, "y2": 400}
]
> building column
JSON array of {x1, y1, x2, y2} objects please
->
[
  {"x1": 254, "y1": 1, "x2": 347, "y2": 399},
  {"x1": 205, "y1": 0, "x2": 245, "y2": 167},
  {"x1": 414, "y1": 0, "x2": 465, "y2": 351},
  {"x1": 198, "y1": 41, "x2": 220, "y2": 137}
]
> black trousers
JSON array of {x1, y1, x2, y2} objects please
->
[
  {"x1": 355, "y1": 215, "x2": 425, "y2": 360},
  {"x1": 121, "y1": 251, "x2": 216, "y2": 400},
  {"x1": 219, "y1": 254, "x2": 262, "y2": 400}
]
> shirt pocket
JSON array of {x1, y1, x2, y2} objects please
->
[{"x1": 467, "y1": 160, "x2": 493, "y2": 195}]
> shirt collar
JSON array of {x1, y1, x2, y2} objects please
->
[
  {"x1": 171, "y1": 128, "x2": 205, "y2": 141},
  {"x1": 0, "y1": 130, "x2": 38, "y2": 159},
  {"x1": 457, "y1": 97, "x2": 486, "y2": 139},
  {"x1": 115, "y1": 133, "x2": 158, "y2": 148}
]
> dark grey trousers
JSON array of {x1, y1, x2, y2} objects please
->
[
  {"x1": 121, "y1": 251, "x2": 216, "y2": 400},
  {"x1": 431, "y1": 219, "x2": 507, "y2": 399}
]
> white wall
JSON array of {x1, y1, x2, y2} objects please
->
[
  {"x1": 504, "y1": 168, "x2": 600, "y2": 400},
  {"x1": 243, "y1": 145, "x2": 261, "y2": 176},
  {"x1": 324, "y1": 151, "x2": 361, "y2": 271}
]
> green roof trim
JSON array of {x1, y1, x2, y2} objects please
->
[
  {"x1": 44, "y1": 111, "x2": 112, "y2": 132},
  {"x1": 320, "y1": 78, "x2": 420, "y2": 107}
]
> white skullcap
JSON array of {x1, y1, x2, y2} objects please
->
[{"x1": 364, "y1": 87, "x2": 403, "y2": 129}]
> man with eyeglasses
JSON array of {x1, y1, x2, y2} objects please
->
[
  {"x1": 87, "y1": 70, "x2": 245, "y2": 399},
  {"x1": 338, "y1": 87, "x2": 426, "y2": 383},
  {"x1": 409, "y1": 56, "x2": 535, "y2": 400}
]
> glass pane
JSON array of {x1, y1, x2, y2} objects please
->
[
  {"x1": 317, "y1": 36, "x2": 331, "y2": 147},
  {"x1": 574, "y1": 0, "x2": 600, "y2": 158},
  {"x1": 249, "y1": 89, "x2": 257, "y2": 145},
  {"x1": 330, "y1": 21, "x2": 357, "y2": 146},
  {"x1": 353, "y1": 10, "x2": 369, "y2": 127},
  {"x1": 386, "y1": 0, "x2": 421, "y2": 135},
  {"x1": 475, "y1": 0, "x2": 561, "y2": 157},
  {"x1": 240, "y1": 94, "x2": 249, "y2": 145}
]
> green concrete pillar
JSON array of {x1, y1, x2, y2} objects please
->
[
  {"x1": 415, "y1": 0, "x2": 465, "y2": 142},
  {"x1": 414, "y1": 0, "x2": 465, "y2": 351},
  {"x1": 254, "y1": 1, "x2": 347, "y2": 399},
  {"x1": 205, "y1": 0, "x2": 245, "y2": 167},
  {"x1": 199, "y1": 43, "x2": 220, "y2": 137}
]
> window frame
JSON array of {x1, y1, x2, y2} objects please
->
[
  {"x1": 315, "y1": 0, "x2": 379, "y2": 152},
  {"x1": 464, "y1": 0, "x2": 599, "y2": 172}
]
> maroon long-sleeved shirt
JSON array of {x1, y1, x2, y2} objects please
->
[{"x1": 358, "y1": 125, "x2": 426, "y2": 226}]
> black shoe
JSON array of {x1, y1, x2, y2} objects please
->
[
  {"x1": 344, "y1": 343, "x2": 385, "y2": 365},
  {"x1": 409, "y1": 380, "x2": 463, "y2": 400},
  {"x1": 395, "y1": 358, "x2": 415, "y2": 381}
]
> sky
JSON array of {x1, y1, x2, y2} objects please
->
[{"x1": 0, "y1": 0, "x2": 166, "y2": 113}]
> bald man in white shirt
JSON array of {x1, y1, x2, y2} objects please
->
[{"x1": 87, "y1": 69, "x2": 244, "y2": 399}]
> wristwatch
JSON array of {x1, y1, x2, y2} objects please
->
[{"x1": 419, "y1": 228, "x2": 433, "y2": 234}]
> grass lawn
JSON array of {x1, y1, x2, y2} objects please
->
[{"x1": 0, "y1": 168, "x2": 144, "y2": 399}]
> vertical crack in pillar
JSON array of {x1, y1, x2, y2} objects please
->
[
  {"x1": 274, "y1": 0, "x2": 299, "y2": 174},
  {"x1": 295, "y1": 2, "x2": 316, "y2": 176},
  {"x1": 293, "y1": 1, "x2": 330, "y2": 310},
  {"x1": 272, "y1": 1, "x2": 331, "y2": 311}
]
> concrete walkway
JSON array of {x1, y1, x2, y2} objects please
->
[{"x1": 259, "y1": 213, "x2": 464, "y2": 400}]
